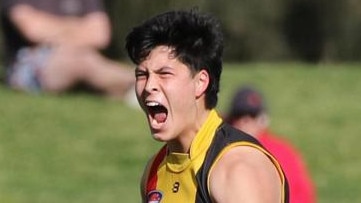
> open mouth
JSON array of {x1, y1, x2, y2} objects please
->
[{"x1": 146, "y1": 101, "x2": 168, "y2": 124}]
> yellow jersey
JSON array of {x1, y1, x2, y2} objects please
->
[{"x1": 144, "y1": 110, "x2": 289, "y2": 203}]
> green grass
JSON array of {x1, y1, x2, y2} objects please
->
[{"x1": 1, "y1": 63, "x2": 361, "y2": 202}]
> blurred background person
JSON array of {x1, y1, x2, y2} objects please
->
[
  {"x1": 225, "y1": 85, "x2": 316, "y2": 203},
  {"x1": 1, "y1": 0, "x2": 134, "y2": 101}
]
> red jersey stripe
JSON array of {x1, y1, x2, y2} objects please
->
[{"x1": 146, "y1": 146, "x2": 167, "y2": 193}]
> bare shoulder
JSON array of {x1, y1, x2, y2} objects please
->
[{"x1": 209, "y1": 146, "x2": 282, "y2": 203}]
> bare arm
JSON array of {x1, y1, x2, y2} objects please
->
[
  {"x1": 9, "y1": 4, "x2": 111, "y2": 48},
  {"x1": 209, "y1": 146, "x2": 282, "y2": 203}
]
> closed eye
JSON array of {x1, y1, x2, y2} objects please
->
[
  {"x1": 135, "y1": 69, "x2": 148, "y2": 80},
  {"x1": 156, "y1": 67, "x2": 174, "y2": 78},
  {"x1": 159, "y1": 71, "x2": 173, "y2": 76}
]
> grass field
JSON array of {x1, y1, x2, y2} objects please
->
[{"x1": 0, "y1": 63, "x2": 360, "y2": 202}]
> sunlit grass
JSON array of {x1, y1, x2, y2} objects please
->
[{"x1": 0, "y1": 63, "x2": 360, "y2": 202}]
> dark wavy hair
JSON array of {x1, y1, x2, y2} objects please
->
[{"x1": 125, "y1": 9, "x2": 224, "y2": 109}]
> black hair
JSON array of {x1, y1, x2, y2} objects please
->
[{"x1": 125, "y1": 9, "x2": 224, "y2": 109}]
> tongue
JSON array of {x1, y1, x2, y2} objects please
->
[{"x1": 154, "y1": 112, "x2": 167, "y2": 123}]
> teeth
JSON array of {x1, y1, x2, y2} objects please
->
[{"x1": 146, "y1": 101, "x2": 161, "y2": 106}]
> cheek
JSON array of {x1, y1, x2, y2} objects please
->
[
  {"x1": 135, "y1": 80, "x2": 145, "y2": 93},
  {"x1": 167, "y1": 80, "x2": 196, "y2": 106},
  {"x1": 135, "y1": 81, "x2": 146, "y2": 100}
]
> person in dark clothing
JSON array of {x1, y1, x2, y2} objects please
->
[{"x1": 1, "y1": 0, "x2": 134, "y2": 100}]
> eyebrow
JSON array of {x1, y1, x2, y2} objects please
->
[
  {"x1": 136, "y1": 65, "x2": 174, "y2": 72},
  {"x1": 156, "y1": 66, "x2": 173, "y2": 72}
]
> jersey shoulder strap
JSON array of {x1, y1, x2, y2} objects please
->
[{"x1": 195, "y1": 122, "x2": 289, "y2": 202}]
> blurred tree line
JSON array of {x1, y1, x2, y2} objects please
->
[
  {"x1": 102, "y1": 0, "x2": 361, "y2": 63},
  {"x1": 1, "y1": 0, "x2": 361, "y2": 63}
]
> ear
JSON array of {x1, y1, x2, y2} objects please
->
[{"x1": 195, "y1": 69, "x2": 209, "y2": 98}]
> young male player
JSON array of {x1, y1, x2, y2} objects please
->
[{"x1": 126, "y1": 9, "x2": 289, "y2": 202}]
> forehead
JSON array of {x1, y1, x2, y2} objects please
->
[{"x1": 138, "y1": 46, "x2": 177, "y2": 67}]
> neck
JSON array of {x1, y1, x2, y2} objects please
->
[{"x1": 167, "y1": 108, "x2": 212, "y2": 153}]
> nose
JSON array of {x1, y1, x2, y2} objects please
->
[{"x1": 144, "y1": 74, "x2": 158, "y2": 93}]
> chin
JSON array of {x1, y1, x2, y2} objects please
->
[
  {"x1": 152, "y1": 136, "x2": 168, "y2": 143},
  {"x1": 151, "y1": 131, "x2": 172, "y2": 143}
]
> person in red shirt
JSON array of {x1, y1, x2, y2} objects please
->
[{"x1": 225, "y1": 85, "x2": 316, "y2": 203}]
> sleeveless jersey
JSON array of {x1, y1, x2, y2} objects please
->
[{"x1": 144, "y1": 110, "x2": 289, "y2": 203}]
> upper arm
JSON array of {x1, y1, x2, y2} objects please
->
[
  {"x1": 209, "y1": 146, "x2": 282, "y2": 203},
  {"x1": 8, "y1": 4, "x2": 44, "y2": 42},
  {"x1": 80, "y1": 11, "x2": 111, "y2": 48},
  {"x1": 8, "y1": 3, "x2": 110, "y2": 47}
]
